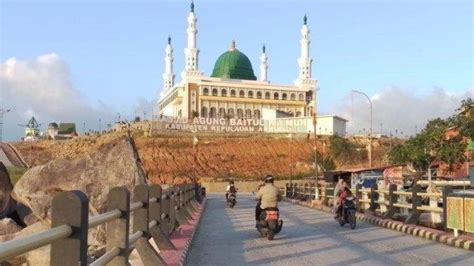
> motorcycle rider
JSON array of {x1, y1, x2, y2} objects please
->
[
  {"x1": 226, "y1": 180, "x2": 237, "y2": 200},
  {"x1": 334, "y1": 179, "x2": 353, "y2": 219},
  {"x1": 255, "y1": 175, "x2": 282, "y2": 225}
]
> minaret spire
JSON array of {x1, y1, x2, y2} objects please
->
[
  {"x1": 183, "y1": 0, "x2": 200, "y2": 77},
  {"x1": 297, "y1": 14, "x2": 313, "y2": 82},
  {"x1": 260, "y1": 44, "x2": 268, "y2": 82},
  {"x1": 163, "y1": 35, "x2": 175, "y2": 93}
]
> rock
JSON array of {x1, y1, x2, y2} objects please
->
[
  {"x1": 0, "y1": 162, "x2": 16, "y2": 219},
  {"x1": 0, "y1": 221, "x2": 50, "y2": 265},
  {"x1": 0, "y1": 218, "x2": 21, "y2": 235},
  {"x1": 11, "y1": 136, "x2": 147, "y2": 246}
]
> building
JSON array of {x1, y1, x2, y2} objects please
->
[
  {"x1": 48, "y1": 123, "x2": 78, "y2": 139},
  {"x1": 47, "y1": 123, "x2": 59, "y2": 139},
  {"x1": 262, "y1": 110, "x2": 347, "y2": 136},
  {"x1": 157, "y1": 2, "x2": 317, "y2": 122},
  {"x1": 437, "y1": 104, "x2": 473, "y2": 181}
]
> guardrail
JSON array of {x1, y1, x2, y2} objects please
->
[
  {"x1": 285, "y1": 182, "x2": 453, "y2": 228},
  {"x1": 0, "y1": 183, "x2": 203, "y2": 265}
]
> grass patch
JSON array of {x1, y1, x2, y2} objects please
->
[{"x1": 7, "y1": 166, "x2": 28, "y2": 185}]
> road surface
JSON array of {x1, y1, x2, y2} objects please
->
[{"x1": 185, "y1": 193, "x2": 474, "y2": 265}]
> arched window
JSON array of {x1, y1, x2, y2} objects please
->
[
  {"x1": 212, "y1": 88, "x2": 218, "y2": 96},
  {"x1": 296, "y1": 111, "x2": 302, "y2": 117},
  {"x1": 245, "y1": 109, "x2": 252, "y2": 118},
  {"x1": 290, "y1": 93, "x2": 296, "y2": 101},
  {"x1": 248, "y1": 91, "x2": 254, "y2": 98},
  {"x1": 221, "y1": 89, "x2": 227, "y2": 97},
  {"x1": 219, "y1": 108, "x2": 226, "y2": 118},
  {"x1": 230, "y1": 89, "x2": 236, "y2": 97},
  {"x1": 274, "y1": 92, "x2": 279, "y2": 100},
  {"x1": 210, "y1": 107, "x2": 217, "y2": 118},
  {"x1": 282, "y1": 93, "x2": 287, "y2": 100},
  {"x1": 201, "y1": 107, "x2": 208, "y2": 117},
  {"x1": 239, "y1": 90, "x2": 245, "y2": 97},
  {"x1": 227, "y1": 108, "x2": 235, "y2": 118},
  {"x1": 256, "y1": 91, "x2": 262, "y2": 99},
  {"x1": 254, "y1": 109, "x2": 261, "y2": 119},
  {"x1": 237, "y1": 109, "x2": 244, "y2": 119},
  {"x1": 203, "y1": 88, "x2": 209, "y2": 96},
  {"x1": 265, "y1": 92, "x2": 271, "y2": 99},
  {"x1": 298, "y1": 93, "x2": 304, "y2": 101}
]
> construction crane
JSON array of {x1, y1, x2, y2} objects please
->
[{"x1": 0, "y1": 108, "x2": 11, "y2": 142}]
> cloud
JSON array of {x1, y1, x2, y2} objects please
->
[
  {"x1": 336, "y1": 86, "x2": 474, "y2": 137},
  {"x1": 0, "y1": 53, "x2": 153, "y2": 141}
]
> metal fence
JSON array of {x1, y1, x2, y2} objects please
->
[
  {"x1": 285, "y1": 183, "x2": 453, "y2": 228},
  {"x1": 0, "y1": 183, "x2": 202, "y2": 265}
]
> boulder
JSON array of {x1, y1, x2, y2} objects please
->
[
  {"x1": 0, "y1": 218, "x2": 21, "y2": 236},
  {"x1": 11, "y1": 136, "x2": 147, "y2": 245},
  {"x1": 0, "y1": 162, "x2": 16, "y2": 219}
]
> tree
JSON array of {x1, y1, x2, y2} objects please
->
[{"x1": 389, "y1": 99, "x2": 470, "y2": 178}]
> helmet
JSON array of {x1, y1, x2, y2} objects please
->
[
  {"x1": 229, "y1": 180, "x2": 234, "y2": 185},
  {"x1": 264, "y1": 175, "x2": 274, "y2": 183}
]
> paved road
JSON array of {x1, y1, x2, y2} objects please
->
[{"x1": 186, "y1": 193, "x2": 474, "y2": 265}]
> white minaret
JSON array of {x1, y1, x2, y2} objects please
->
[
  {"x1": 297, "y1": 15, "x2": 312, "y2": 81},
  {"x1": 162, "y1": 36, "x2": 175, "y2": 92},
  {"x1": 183, "y1": 1, "x2": 199, "y2": 74},
  {"x1": 259, "y1": 44, "x2": 268, "y2": 82}
]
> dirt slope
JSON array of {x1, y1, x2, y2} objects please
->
[{"x1": 12, "y1": 133, "x2": 392, "y2": 184}]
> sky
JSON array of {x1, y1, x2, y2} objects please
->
[{"x1": 1, "y1": 0, "x2": 473, "y2": 141}]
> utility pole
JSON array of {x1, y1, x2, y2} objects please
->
[
  {"x1": 289, "y1": 131, "x2": 293, "y2": 184},
  {"x1": 313, "y1": 87, "x2": 320, "y2": 199},
  {"x1": 0, "y1": 108, "x2": 11, "y2": 142},
  {"x1": 99, "y1": 118, "x2": 102, "y2": 133},
  {"x1": 352, "y1": 90, "x2": 372, "y2": 168}
]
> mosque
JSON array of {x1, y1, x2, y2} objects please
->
[
  {"x1": 157, "y1": 2, "x2": 347, "y2": 135},
  {"x1": 158, "y1": 1, "x2": 317, "y2": 120}
]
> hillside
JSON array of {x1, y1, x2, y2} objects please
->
[{"x1": 11, "y1": 132, "x2": 396, "y2": 184}]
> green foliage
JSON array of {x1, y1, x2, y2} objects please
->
[
  {"x1": 388, "y1": 98, "x2": 471, "y2": 174},
  {"x1": 454, "y1": 98, "x2": 474, "y2": 139},
  {"x1": 317, "y1": 151, "x2": 336, "y2": 171},
  {"x1": 329, "y1": 135, "x2": 367, "y2": 164}
]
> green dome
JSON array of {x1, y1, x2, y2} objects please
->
[{"x1": 211, "y1": 45, "x2": 257, "y2": 81}]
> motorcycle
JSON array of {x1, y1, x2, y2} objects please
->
[
  {"x1": 337, "y1": 196, "x2": 357, "y2": 229},
  {"x1": 257, "y1": 207, "x2": 283, "y2": 240},
  {"x1": 227, "y1": 192, "x2": 237, "y2": 208}
]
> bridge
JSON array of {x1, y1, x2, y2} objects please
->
[
  {"x1": 0, "y1": 184, "x2": 473, "y2": 265},
  {"x1": 186, "y1": 194, "x2": 474, "y2": 265}
]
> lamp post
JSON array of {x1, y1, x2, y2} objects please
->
[{"x1": 352, "y1": 90, "x2": 372, "y2": 168}]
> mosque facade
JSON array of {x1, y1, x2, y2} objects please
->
[{"x1": 157, "y1": 2, "x2": 317, "y2": 122}]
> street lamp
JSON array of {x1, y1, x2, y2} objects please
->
[{"x1": 352, "y1": 90, "x2": 372, "y2": 168}]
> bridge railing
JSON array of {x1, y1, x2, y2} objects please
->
[
  {"x1": 285, "y1": 182, "x2": 453, "y2": 228},
  {"x1": 0, "y1": 183, "x2": 202, "y2": 265}
]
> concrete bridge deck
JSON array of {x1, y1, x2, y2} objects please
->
[{"x1": 186, "y1": 193, "x2": 474, "y2": 265}]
